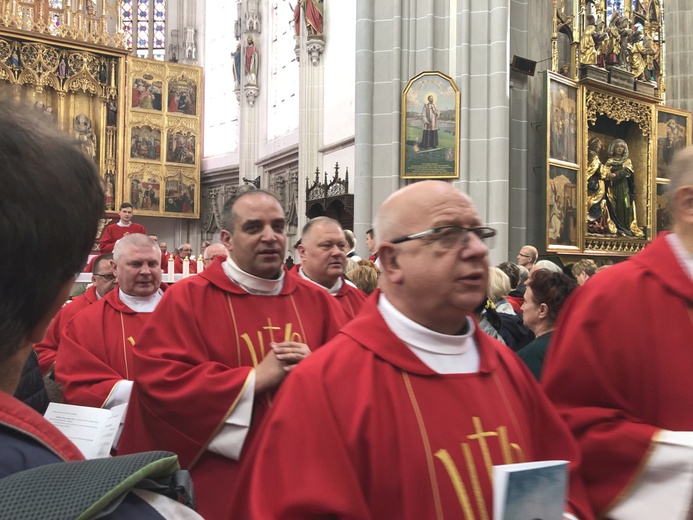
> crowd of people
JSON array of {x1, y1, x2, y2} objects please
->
[{"x1": 3, "y1": 99, "x2": 693, "y2": 519}]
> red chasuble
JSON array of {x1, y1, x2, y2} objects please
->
[
  {"x1": 287, "y1": 269, "x2": 368, "y2": 319},
  {"x1": 34, "y1": 286, "x2": 99, "y2": 375},
  {"x1": 98, "y1": 222, "x2": 146, "y2": 253},
  {"x1": 55, "y1": 288, "x2": 160, "y2": 408},
  {"x1": 542, "y1": 233, "x2": 693, "y2": 516},
  {"x1": 232, "y1": 293, "x2": 593, "y2": 520},
  {"x1": 117, "y1": 258, "x2": 348, "y2": 519},
  {"x1": 173, "y1": 255, "x2": 197, "y2": 274}
]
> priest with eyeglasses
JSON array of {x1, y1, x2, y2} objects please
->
[{"x1": 231, "y1": 180, "x2": 593, "y2": 520}]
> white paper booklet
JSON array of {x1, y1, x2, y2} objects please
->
[
  {"x1": 493, "y1": 460, "x2": 568, "y2": 520},
  {"x1": 44, "y1": 402, "x2": 128, "y2": 459}
]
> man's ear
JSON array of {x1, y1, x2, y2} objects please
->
[
  {"x1": 297, "y1": 243, "x2": 307, "y2": 262},
  {"x1": 378, "y1": 244, "x2": 402, "y2": 283},
  {"x1": 26, "y1": 279, "x2": 74, "y2": 344},
  {"x1": 220, "y1": 229, "x2": 233, "y2": 251}
]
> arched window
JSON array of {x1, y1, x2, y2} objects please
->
[{"x1": 122, "y1": 0, "x2": 166, "y2": 60}]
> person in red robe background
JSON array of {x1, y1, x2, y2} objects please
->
[
  {"x1": 34, "y1": 253, "x2": 115, "y2": 375},
  {"x1": 118, "y1": 190, "x2": 348, "y2": 519},
  {"x1": 173, "y1": 243, "x2": 197, "y2": 274},
  {"x1": 98, "y1": 202, "x2": 146, "y2": 254},
  {"x1": 291, "y1": 216, "x2": 367, "y2": 319},
  {"x1": 542, "y1": 145, "x2": 693, "y2": 519},
  {"x1": 231, "y1": 181, "x2": 592, "y2": 519},
  {"x1": 56, "y1": 235, "x2": 163, "y2": 412}
]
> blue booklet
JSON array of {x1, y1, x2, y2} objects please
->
[{"x1": 493, "y1": 460, "x2": 568, "y2": 520}]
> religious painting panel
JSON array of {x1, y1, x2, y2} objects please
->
[
  {"x1": 130, "y1": 125, "x2": 162, "y2": 161},
  {"x1": 131, "y1": 76, "x2": 163, "y2": 111},
  {"x1": 400, "y1": 71, "x2": 460, "y2": 179},
  {"x1": 655, "y1": 106, "x2": 691, "y2": 180},
  {"x1": 547, "y1": 164, "x2": 579, "y2": 250},
  {"x1": 124, "y1": 163, "x2": 163, "y2": 215},
  {"x1": 547, "y1": 73, "x2": 578, "y2": 165},
  {"x1": 166, "y1": 128, "x2": 196, "y2": 164},
  {"x1": 167, "y1": 75, "x2": 197, "y2": 116},
  {"x1": 164, "y1": 166, "x2": 197, "y2": 217},
  {"x1": 655, "y1": 181, "x2": 672, "y2": 233}
]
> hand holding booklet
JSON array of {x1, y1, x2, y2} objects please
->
[
  {"x1": 44, "y1": 402, "x2": 128, "y2": 459},
  {"x1": 493, "y1": 460, "x2": 568, "y2": 520}
]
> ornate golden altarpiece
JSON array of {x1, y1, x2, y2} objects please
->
[
  {"x1": 0, "y1": 0, "x2": 202, "y2": 222},
  {"x1": 544, "y1": 0, "x2": 691, "y2": 258}
]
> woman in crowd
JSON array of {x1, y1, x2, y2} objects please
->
[{"x1": 516, "y1": 269, "x2": 577, "y2": 380}]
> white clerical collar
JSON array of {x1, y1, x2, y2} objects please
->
[
  {"x1": 666, "y1": 233, "x2": 693, "y2": 283},
  {"x1": 297, "y1": 267, "x2": 342, "y2": 295},
  {"x1": 377, "y1": 294, "x2": 480, "y2": 374},
  {"x1": 222, "y1": 256, "x2": 285, "y2": 295},
  {"x1": 117, "y1": 221, "x2": 132, "y2": 227},
  {"x1": 119, "y1": 288, "x2": 163, "y2": 312}
]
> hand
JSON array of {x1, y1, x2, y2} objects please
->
[{"x1": 271, "y1": 341, "x2": 311, "y2": 372}]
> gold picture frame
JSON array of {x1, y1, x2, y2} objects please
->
[
  {"x1": 655, "y1": 105, "x2": 692, "y2": 180},
  {"x1": 400, "y1": 71, "x2": 460, "y2": 179}
]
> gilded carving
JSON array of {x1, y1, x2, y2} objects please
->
[{"x1": 586, "y1": 90, "x2": 651, "y2": 136}]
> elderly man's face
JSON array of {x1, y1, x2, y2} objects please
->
[
  {"x1": 382, "y1": 183, "x2": 490, "y2": 334},
  {"x1": 179, "y1": 244, "x2": 193, "y2": 259},
  {"x1": 222, "y1": 193, "x2": 287, "y2": 279},
  {"x1": 113, "y1": 243, "x2": 161, "y2": 297},
  {"x1": 299, "y1": 221, "x2": 348, "y2": 288}
]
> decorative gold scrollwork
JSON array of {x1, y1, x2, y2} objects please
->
[{"x1": 586, "y1": 90, "x2": 652, "y2": 137}]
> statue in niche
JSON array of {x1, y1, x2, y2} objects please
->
[
  {"x1": 604, "y1": 138, "x2": 644, "y2": 237},
  {"x1": 232, "y1": 43, "x2": 241, "y2": 89},
  {"x1": 586, "y1": 137, "x2": 617, "y2": 235},
  {"x1": 304, "y1": 0, "x2": 323, "y2": 37},
  {"x1": 74, "y1": 114, "x2": 97, "y2": 162},
  {"x1": 244, "y1": 37, "x2": 258, "y2": 86}
]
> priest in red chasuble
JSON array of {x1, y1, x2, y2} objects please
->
[
  {"x1": 232, "y1": 181, "x2": 592, "y2": 520},
  {"x1": 542, "y1": 145, "x2": 693, "y2": 519},
  {"x1": 55, "y1": 234, "x2": 164, "y2": 411},
  {"x1": 290, "y1": 216, "x2": 367, "y2": 319},
  {"x1": 118, "y1": 190, "x2": 348, "y2": 519},
  {"x1": 34, "y1": 253, "x2": 115, "y2": 375}
]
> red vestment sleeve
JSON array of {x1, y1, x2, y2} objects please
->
[{"x1": 542, "y1": 274, "x2": 662, "y2": 515}]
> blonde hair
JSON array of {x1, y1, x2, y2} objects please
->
[
  {"x1": 487, "y1": 267, "x2": 511, "y2": 303},
  {"x1": 347, "y1": 265, "x2": 379, "y2": 295}
]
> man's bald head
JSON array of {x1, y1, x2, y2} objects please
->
[
  {"x1": 375, "y1": 181, "x2": 491, "y2": 334},
  {"x1": 203, "y1": 243, "x2": 228, "y2": 267}
]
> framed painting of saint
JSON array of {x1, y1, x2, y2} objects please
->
[
  {"x1": 167, "y1": 76, "x2": 197, "y2": 116},
  {"x1": 131, "y1": 76, "x2": 163, "y2": 111},
  {"x1": 547, "y1": 164, "x2": 579, "y2": 249},
  {"x1": 400, "y1": 71, "x2": 460, "y2": 179},
  {"x1": 547, "y1": 73, "x2": 578, "y2": 165}
]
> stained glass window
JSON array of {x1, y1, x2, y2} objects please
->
[{"x1": 122, "y1": 0, "x2": 166, "y2": 59}]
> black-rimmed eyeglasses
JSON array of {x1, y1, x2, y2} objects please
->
[
  {"x1": 93, "y1": 273, "x2": 116, "y2": 282},
  {"x1": 390, "y1": 226, "x2": 496, "y2": 250}
]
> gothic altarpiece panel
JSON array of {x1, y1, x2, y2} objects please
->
[
  {"x1": 544, "y1": 1, "x2": 691, "y2": 259},
  {"x1": 125, "y1": 57, "x2": 202, "y2": 218}
]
